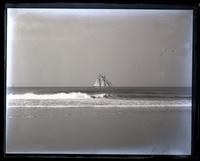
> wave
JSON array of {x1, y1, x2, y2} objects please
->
[
  {"x1": 7, "y1": 92, "x2": 111, "y2": 100},
  {"x1": 91, "y1": 93, "x2": 113, "y2": 98},
  {"x1": 7, "y1": 92, "x2": 190, "y2": 100}
]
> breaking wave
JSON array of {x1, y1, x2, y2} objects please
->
[{"x1": 7, "y1": 92, "x2": 111, "y2": 100}]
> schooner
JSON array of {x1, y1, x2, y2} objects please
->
[{"x1": 93, "y1": 74, "x2": 112, "y2": 88}]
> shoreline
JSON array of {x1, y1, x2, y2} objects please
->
[
  {"x1": 6, "y1": 104, "x2": 191, "y2": 111},
  {"x1": 6, "y1": 106, "x2": 191, "y2": 154}
]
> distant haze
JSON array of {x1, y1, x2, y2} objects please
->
[{"x1": 7, "y1": 9, "x2": 193, "y2": 87}]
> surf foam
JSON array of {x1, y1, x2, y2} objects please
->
[{"x1": 7, "y1": 92, "x2": 92, "y2": 100}]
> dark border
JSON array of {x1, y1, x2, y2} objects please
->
[
  {"x1": 4, "y1": 2, "x2": 197, "y2": 10},
  {"x1": 2, "y1": 1, "x2": 200, "y2": 159},
  {"x1": 191, "y1": 5, "x2": 200, "y2": 159}
]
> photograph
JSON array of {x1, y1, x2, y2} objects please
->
[{"x1": 6, "y1": 7, "x2": 193, "y2": 155}]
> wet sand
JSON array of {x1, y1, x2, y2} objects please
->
[{"x1": 6, "y1": 107, "x2": 191, "y2": 154}]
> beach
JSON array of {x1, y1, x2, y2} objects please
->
[{"x1": 6, "y1": 106, "x2": 191, "y2": 154}]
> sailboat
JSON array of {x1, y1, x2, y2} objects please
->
[{"x1": 93, "y1": 74, "x2": 112, "y2": 88}]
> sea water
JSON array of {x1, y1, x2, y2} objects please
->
[
  {"x1": 6, "y1": 87, "x2": 192, "y2": 154},
  {"x1": 7, "y1": 87, "x2": 191, "y2": 109}
]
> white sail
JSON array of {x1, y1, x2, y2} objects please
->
[
  {"x1": 101, "y1": 75, "x2": 106, "y2": 87},
  {"x1": 93, "y1": 79, "x2": 100, "y2": 87},
  {"x1": 93, "y1": 74, "x2": 112, "y2": 88},
  {"x1": 99, "y1": 77, "x2": 102, "y2": 87}
]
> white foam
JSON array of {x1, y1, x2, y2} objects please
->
[
  {"x1": 7, "y1": 92, "x2": 112, "y2": 100},
  {"x1": 7, "y1": 92, "x2": 92, "y2": 100},
  {"x1": 91, "y1": 93, "x2": 107, "y2": 98}
]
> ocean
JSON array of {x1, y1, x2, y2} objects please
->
[
  {"x1": 6, "y1": 87, "x2": 192, "y2": 154},
  {"x1": 7, "y1": 87, "x2": 191, "y2": 109}
]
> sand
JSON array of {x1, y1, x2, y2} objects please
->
[{"x1": 6, "y1": 106, "x2": 191, "y2": 155}]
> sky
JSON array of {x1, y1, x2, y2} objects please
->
[{"x1": 7, "y1": 9, "x2": 193, "y2": 87}]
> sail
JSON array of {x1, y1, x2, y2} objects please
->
[
  {"x1": 105, "y1": 80, "x2": 112, "y2": 86},
  {"x1": 99, "y1": 77, "x2": 102, "y2": 87},
  {"x1": 101, "y1": 74, "x2": 111, "y2": 87},
  {"x1": 101, "y1": 75, "x2": 106, "y2": 87},
  {"x1": 93, "y1": 74, "x2": 112, "y2": 87},
  {"x1": 93, "y1": 79, "x2": 100, "y2": 87},
  {"x1": 93, "y1": 77, "x2": 102, "y2": 87}
]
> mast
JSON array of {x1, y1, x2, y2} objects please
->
[
  {"x1": 98, "y1": 75, "x2": 102, "y2": 87},
  {"x1": 101, "y1": 74, "x2": 106, "y2": 87}
]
